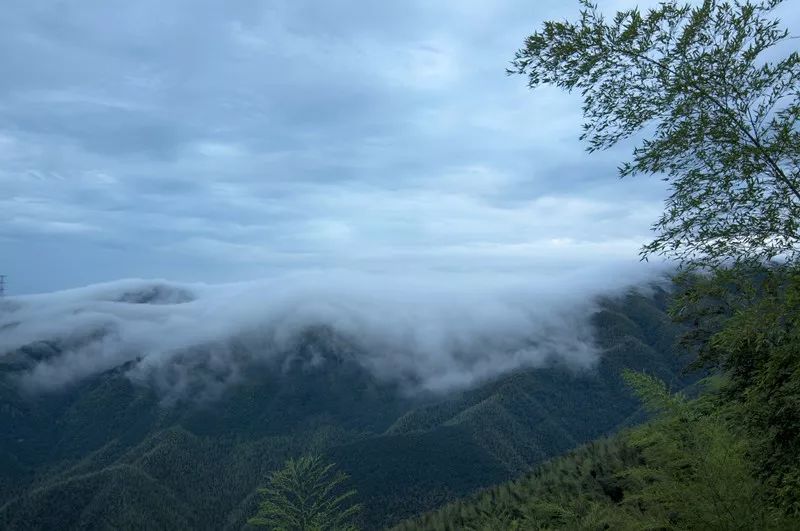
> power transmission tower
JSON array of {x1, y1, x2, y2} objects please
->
[{"x1": 0, "y1": 275, "x2": 6, "y2": 297}]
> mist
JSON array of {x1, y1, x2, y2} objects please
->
[{"x1": 0, "y1": 263, "x2": 668, "y2": 400}]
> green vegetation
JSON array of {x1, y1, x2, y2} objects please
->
[
  {"x1": 511, "y1": 0, "x2": 800, "y2": 269},
  {"x1": 249, "y1": 455, "x2": 361, "y2": 530},
  {"x1": 0, "y1": 291, "x2": 687, "y2": 530},
  {"x1": 674, "y1": 264, "x2": 800, "y2": 514},
  {"x1": 396, "y1": 372, "x2": 800, "y2": 530},
  {"x1": 619, "y1": 371, "x2": 783, "y2": 530},
  {"x1": 515, "y1": 0, "x2": 800, "y2": 518},
  {"x1": 393, "y1": 0, "x2": 800, "y2": 528},
  {"x1": 3, "y1": 1, "x2": 799, "y2": 529}
]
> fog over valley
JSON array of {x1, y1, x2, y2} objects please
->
[{"x1": 0, "y1": 264, "x2": 666, "y2": 400}]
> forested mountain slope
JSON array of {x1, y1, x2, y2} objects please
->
[
  {"x1": 0, "y1": 286, "x2": 691, "y2": 530},
  {"x1": 394, "y1": 373, "x2": 800, "y2": 531}
]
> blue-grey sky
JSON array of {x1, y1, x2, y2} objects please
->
[{"x1": 2, "y1": 1, "x2": 795, "y2": 294}]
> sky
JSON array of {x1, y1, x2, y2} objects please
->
[{"x1": 1, "y1": 1, "x2": 795, "y2": 295}]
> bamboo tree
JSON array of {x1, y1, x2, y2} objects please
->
[{"x1": 511, "y1": 0, "x2": 800, "y2": 269}]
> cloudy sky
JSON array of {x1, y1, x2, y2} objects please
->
[{"x1": 2, "y1": 1, "x2": 794, "y2": 294}]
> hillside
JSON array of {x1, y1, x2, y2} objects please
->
[
  {"x1": 0, "y1": 286, "x2": 692, "y2": 530},
  {"x1": 392, "y1": 434, "x2": 641, "y2": 530},
  {"x1": 394, "y1": 376, "x2": 800, "y2": 531}
]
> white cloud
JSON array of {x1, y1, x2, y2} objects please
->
[{"x1": 0, "y1": 266, "x2": 666, "y2": 399}]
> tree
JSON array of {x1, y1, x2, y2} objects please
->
[
  {"x1": 511, "y1": 0, "x2": 800, "y2": 516},
  {"x1": 620, "y1": 370, "x2": 787, "y2": 529},
  {"x1": 248, "y1": 455, "x2": 361, "y2": 531},
  {"x1": 511, "y1": 0, "x2": 800, "y2": 269},
  {"x1": 668, "y1": 265, "x2": 800, "y2": 512}
]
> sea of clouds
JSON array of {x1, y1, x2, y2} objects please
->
[{"x1": 0, "y1": 265, "x2": 667, "y2": 399}]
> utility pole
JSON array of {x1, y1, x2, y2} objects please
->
[{"x1": 0, "y1": 275, "x2": 5, "y2": 297}]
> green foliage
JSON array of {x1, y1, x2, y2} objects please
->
[
  {"x1": 397, "y1": 373, "x2": 800, "y2": 530},
  {"x1": 0, "y1": 465, "x2": 194, "y2": 531},
  {"x1": 395, "y1": 3, "x2": 800, "y2": 528},
  {"x1": 621, "y1": 372, "x2": 776, "y2": 530},
  {"x1": 673, "y1": 263, "x2": 800, "y2": 514},
  {"x1": 392, "y1": 436, "x2": 645, "y2": 531},
  {"x1": 621, "y1": 369, "x2": 686, "y2": 414},
  {"x1": 0, "y1": 291, "x2": 689, "y2": 530},
  {"x1": 248, "y1": 455, "x2": 361, "y2": 531},
  {"x1": 508, "y1": 2, "x2": 800, "y2": 518},
  {"x1": 511, "y1": 0, "x2": 800, "y2": 268}
]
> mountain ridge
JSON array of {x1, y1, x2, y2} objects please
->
[{"x1": 0, "y1": 285, "x2": 692, "y2": 529}]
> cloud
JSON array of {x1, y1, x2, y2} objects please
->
[
  {"x1": 0, "y1": 264, "x2": 667, "y2": 400},
  {"x1": 4, "y1": 1, "x2": 757, "y2": 402},
  {"x1": 0, "y1": 0, "x2": 699, "y2": 294}
]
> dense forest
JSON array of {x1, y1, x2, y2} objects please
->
[
  {"x1": 397, "y1": 346, "x2": 800, "y2": 529},
  {"x1": 0, "y1": 288, "x2": 687, "y2": 529}
]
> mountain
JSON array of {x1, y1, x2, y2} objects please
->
[
  {"x1": 391, "y1": 435, "x2": 640, "y2": 530},
  {"x1": 0, "y1": 284, "x2": 692, "y2": 530}
]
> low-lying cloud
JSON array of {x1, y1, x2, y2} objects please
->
[{"x1": 0, "y1": 264, "x2": 666, "y2": 400}]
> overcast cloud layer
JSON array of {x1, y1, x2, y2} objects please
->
[{"x1": 0, "y1": 0, "x2": 699, "y2": 294}]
